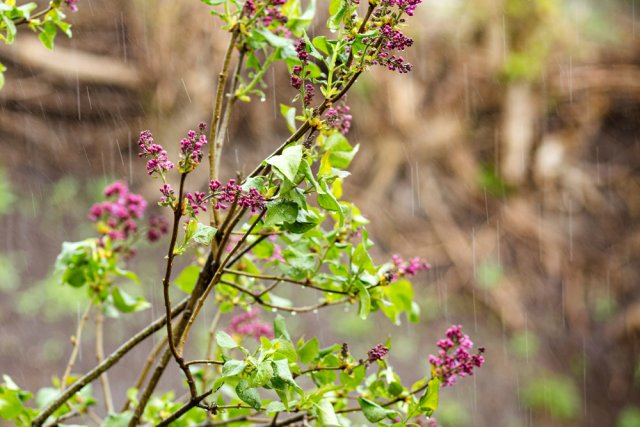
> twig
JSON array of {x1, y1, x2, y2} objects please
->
[
  {"x1": 155, "y1": 391, "x2": 213, "y2": 427},
  {"x1": 219, "y1": 279, "x2": 350, "y2": 313},
  {"x1": 185, "y1": 359, "x2": 225, "y2": 366},
  {"x1": 222, "y1": 269, "x2": 350, "y2": 295},
  {"x1": 95, "y1": 310, "x2": 114, "y2": 414},
  {"x1": 120, "y1": 335, "x2": 169, "y2": 412},
  {"x1": 32, "y1": 298, "x2": 189, "y2": 426},
  {"x1": 60, "y1": 303, "x2": 92, "y2": 390},
  {"x1": 162, "y1": 173, "x2": 198, "y2": 398}
]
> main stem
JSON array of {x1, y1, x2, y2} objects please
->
[{"x1": 163, "y1": 173, "x2": 198, "y2": 398}]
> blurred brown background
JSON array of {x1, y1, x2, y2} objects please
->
[{"x1": 1, "y1": 0, "x2": 639, "y2": 426}]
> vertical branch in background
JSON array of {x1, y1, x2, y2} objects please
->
[
  {"x1": 120, "y1": 335, "x2": 168, "y2": 412},
  {"x1": 209, "y1": 31, "x2": 240, "y2": 228},
  {"x1": 212, "y1": 49, "x2": 246, "y2": 187},
  {"x1": 95, "y1": 310, "x2": 114, "y2": 414},
  {"x1": 60, "y1": 303, "x2": 93, "y2": 390}
]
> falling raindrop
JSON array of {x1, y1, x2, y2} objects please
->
[
  {"x1": 271, "y1": 308, "x2": 277, "y2": 313},
  {"x1": 312, "y1": 309, "x2": 318, "y2": 314},
  {"x1": 291, "y1": 311, "x2": 296, "y2": 316}
]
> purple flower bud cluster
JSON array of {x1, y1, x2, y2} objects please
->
[
  {"x1": 159, "y1": 183, "x2": 175, "y2": 206},
  {"x1": 428, "y1": 325, "x2": 485, "y2": 386},
  {"x1": 243, "y1": 0, "x2": 256, "y2": 16},
  {"x1": 88, "y1": 181, "x2": 148, "y2": 241},
  {"x1": 390, "y1": 254, "x2": 431, "y2": 281},
  {"x1": 186, "y1": 191, "x2": 208, "y2": 215},
  {"x1": 138, "y1": 130, "x2": 174, "y2": 176},
  {"x1": 324, "y1": 105, "x2": 353, "y2": 134},
  {"x1": 303, "y1": 83, "x2": 315, "y2": 106},
  {"x1": 263, "y1": 6, "x2": 288, "y2": 30},
  {"x1": 147, "y1": 215, "x2": 169, "y2": 242},
  {"x1": 228, "y1": 308, "x2": 274, "y2": 341},
  {"x1": 295, "y1": 38, "x2": 310, "y2": 62},
  {"x1": 64, "y1": 0, "x2": 79, "y2": 12},
  {"x1": 290, "y1": 65, "x2": 303, "y2": 90},
  {"x1": 381, "y1": 0, "x2": 422, "y2": 16},
  {"x1": 367, "y1": 344, "x2": 389, "y2": 362},
  {"x1": 209, "y1": 179, "x2": 266, "y2": 213},
  {"x1": 381, "y1": 24, "x2": 414, "y2": 51},
  {"x1": 179, "y1": 123, "x2": 208, "y2": 173},
  {"x1": 364, "y1": 0, "x2": 422, "y2": 74}
]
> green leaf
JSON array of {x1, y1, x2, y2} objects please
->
[
  {"x1": 101, "y1": 412, "x2": 133, "y2": 427},
  {"x1": 418, "y1": 378, "x2": 440, "y2": 417},
  {"x1": 251, "y1": 361, "x2": 274, "y2": 387},
  {"x1": 265, "y1": 200, "x2": 299, "y2": 227},
  {"x1": 192, "y1": 223, "x2": 217, "y2": 245},
  {"x1": 115, "y1": 267, "x2": 140, "y2": 285},
  {"x1": 173, "y1": 265, "x2": 200, "y2": 293},
  {"x1": 111, "y1": 288, "x2": 150, "y2": 313},
  {"x1": 328, "y1": 0, "x2": 348, "y2": 31},
  {"x1": 273, "y1": 315, "x2": 291, "y2": 341},
  {"x1": 236, "y1": 380, "x2": 262, "y2": 410},
  {"x1": 0, "y1": 390, "x2": 23, "y2": 420},
  {"x1": 38, "y1": 22, "x2": 57, "y2": 50},
  {"x1": 352, "y1": 281, "x2": 370, "y2": 319},
  {"x1": 222, "y1": 360, "x2": 247, "y2": 377},
  {"x1": 358, "y1": 398, "x2": 397, "y2": 423},
  {"x1": 316, "y1": 398, "x2": 339, "y2": 426},
  {"x1": 255, "y1": 27, "x2": 293, "y2": 48},
  {"x1": 265, "y1": 401, "x2": 286, "y2": 414},
  {"x1": 271, "y1": 359, "x2": 299, "y2": 390},
  {"x1": 266, "y1": 145, "x2": 303, "y2": 183},
  {"x1": 298, "y1": 337, "x2": 319, "y2": 364},
  {"x1": 280, "y1": 104, "x2": 297, "y2": 133},
  {"x1": 216, "y1": 331, "x2": 239, "y2": 349}
]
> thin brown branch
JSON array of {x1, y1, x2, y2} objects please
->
[
  {"x1": 32, "y1": 298, "x2": 189, "y2": 426},
  {"x1": 60, "y1": 303, "x2": 92, "y2": 390},
  {"x1": 95, "y1": 310, "x2": 114, "y2": 414}
]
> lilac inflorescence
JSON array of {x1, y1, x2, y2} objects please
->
[
  {"x1": 381, "y1": 0, "x2": 422, "y2": 16},
  {"x1": 64, "y1": 0, "x2": 78, "y2": 12},
  {"x1": 381, "y1": 24, "x2": 414, "y2": 51},
  {"x1": 428, "y1": 325, "x2": 485, "y2": 386},
  {"x1": 147, "y1": 215, "x2": 169, "y2": 242},
  {"x1": 179, "y1": 123, "x2": 208, "y2": 173},
  {"x1": 88, "y1": 181, "x2": 148, "y2": 242},
  {"x1": 186, "y1": 191, "x2": 208, "y2": 215},
  {"x1": 367, "y1": 344, "x2": 389, "y2": 363},
  {"x1": 209, "y1": 179, "x2": 266, "y2": 213},
  {"x1": 303, "y1": 83, "x2": 315, "y2": 106},
  {"x1": 325, "y1": 105, "x2": 353, "y2": 134},
  {"x1": 228, "y1": 308, "x2": 274, "y2": 341},
  {"x1": 390, "y1": 254, "x2": 431, "y2": 282},
  {"x1": 138, "y1": 130, "x2": 174, "y2": 176}
]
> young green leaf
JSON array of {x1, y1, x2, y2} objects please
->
[
  {"x1": 358, "y1": 398, "x2": 397, "y2": 423},
  {"x1": 266, "y1": 145, "x2": 303, "y2": 183},
  {"x1": 216, "y1": 331, "x2": 239, "y2": 349},
  {"x1": 236, "y1": 380, "x2": 262, "y2": 410}
]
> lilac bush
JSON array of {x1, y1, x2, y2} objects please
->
[{"x1": 0, "y1": 0, "x2": 485, "y2": 426}]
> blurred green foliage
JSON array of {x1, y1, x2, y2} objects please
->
[{"x1": 522, "y1": 375, "x2": 580, "y2": 421}]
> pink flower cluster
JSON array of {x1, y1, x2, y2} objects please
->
[
  {"x1": 88, "y1": 181, "x2": 148, "y2": 241},
  {"x1": 381, "y1": 0, "x2": 422, "y2": 16},
  {"x1": 428, "y1": 325, "x2": 485, "y2": 386},
  {"x1": 186, "y1": 191, "x2": 208, "y2": 215},
  {"x1": 147, "y1": 216, "x2": 169, "y2": 242},
  {"x1": 64, "y1": 0, "x2": 78, "y2": 12},
  {"x1": 228, "y1": 308, "x2": 274, "y2": 341},
  {"x1": 138, "y1": 130, "x2": 174, "y2": 176},
  {"x1": 381, "y1": 24, "x2": 414, "y2": 51},
  {"x1": 367, "y1": 344, "x2": 389, "y2": 363},
  {"x1": 179, "y1": 123, "x2": 208, "y2": 173},
  {"x1": 209, "y1": 179, "x2": 266, "y2": 213},
  {"x1": 325, "y1": 105, "x2": 352, "y2": 135},
  {"x1": 390, "y1": 254, "x2": 431, "y2": 281}
]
